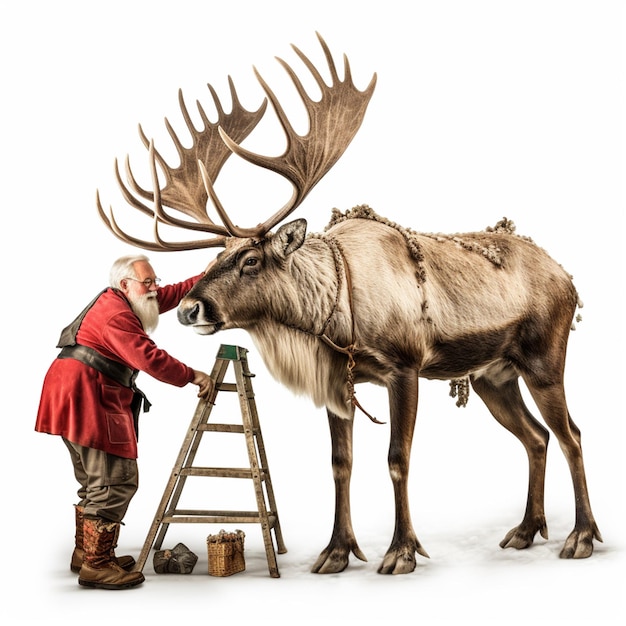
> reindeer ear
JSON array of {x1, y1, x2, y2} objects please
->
[{"x1": 273, "y1": 219, "x2": 307, "y2": 256}]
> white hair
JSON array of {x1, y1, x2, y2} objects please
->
[{"x1": 109, "y1": 254, "x2": 150, "y2": 289}]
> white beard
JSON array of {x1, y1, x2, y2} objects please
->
[{"x1": 129, "y1": 292, "x2": 160, "y2": 334}]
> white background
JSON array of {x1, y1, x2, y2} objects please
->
[{"x1": 1, "y1": 1, "x2": 624, "y2": 624}]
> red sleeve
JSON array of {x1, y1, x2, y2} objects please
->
[
  {"x1": 157, "y1": 274, "x2": 203, "y2": 313},
  {"x1": 101, "y1": 309, "x2": 195, "y2": 387}
]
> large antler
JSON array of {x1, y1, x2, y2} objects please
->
[
  {"x1": 97, "y1": 32, "x2": 376, "y2": 250},
  {"x1": 97, "y1": 77, "x2": 267, "y2": 250}
]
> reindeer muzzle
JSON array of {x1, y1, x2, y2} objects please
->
[{"x1": 178, "y1": 298, "x2": 223, "y2": 335}]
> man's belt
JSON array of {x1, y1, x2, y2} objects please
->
[
  {"x1": 57, "y1": 343, "x2": 152, "y2": 440},
  {"x1": 58, "y1": 344, "x2": 137, "y2": 388}
]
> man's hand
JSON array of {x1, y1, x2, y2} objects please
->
[{"x1": 192, "y1": 370, "x2": 214, "y2": 400}]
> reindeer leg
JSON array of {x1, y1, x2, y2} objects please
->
[
  {"x1": 311, "y1": 409, "x2": 367, "y2": 574},
  {"x1": 524, "y1": 380, "x2": 602, "y2": 558},
  {"x1": 379, "y1": 369, "x2": 428, "y2": 575},
  {"x1": 471, "y1": 375, "x2": 550, "y2": 550}
]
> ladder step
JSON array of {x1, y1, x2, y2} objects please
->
[
  {"x1": 216, "y1": 382, "x2": 238, "y2": 392},
  {"x1": 180, "y1": 467, "x2": 266, "y2": 479},
  {"x1": 161, "y1": 510, "x2": 278, "y2": 527},
  {"x1": 198, "y1": 423, "x2": 246, "y2": 433}
]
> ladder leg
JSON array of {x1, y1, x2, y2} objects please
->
[
  {"x1": 134, "y1": 360, "x2": 227, "y2": 572},
  {"x1": 240, "y1": 358, "x2": 287, "y2": 554},
  {"x1": 235, "y1": 358, "x2": 281, "y2": 577},
  {"x1": 250, "y1": 407, "x2": 287, "y2": 554}
]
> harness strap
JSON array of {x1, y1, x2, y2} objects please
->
[{"x1": 320, "y1": 239, "x2": 384, "y2": 425}]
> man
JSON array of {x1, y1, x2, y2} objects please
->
[{"x1": 35, "y1": 254, "x2": 214, "y2": 590}]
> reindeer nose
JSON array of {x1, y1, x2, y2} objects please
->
[{"x1": 178, "y1": 300, "x2": 200, "y2": 326}]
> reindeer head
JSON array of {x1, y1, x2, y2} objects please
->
[
  {"x1": 178, "y1": 218, "x2": 309, "y2": 334},
  {"x1": 97, "y1": 33, "x2": 375, "y2": 336}
]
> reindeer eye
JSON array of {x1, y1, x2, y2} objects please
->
[{"x1": 239, "y1": 252, "x2": 261, "y2": 277}]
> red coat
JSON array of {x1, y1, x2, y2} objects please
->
[{"x1": 35, "y1": 275, "x2": 202, "y2": 459}]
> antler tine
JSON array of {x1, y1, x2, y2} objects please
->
[
  {"x1": 115, "y1": 124, "x2": 229, "y2": 239},
  {"x1": 126, "y1": 79, "x2": 267, "y2": 227},
  {"x1": 97, "y1": 150, "x2": 229, "y2": 251},
  {"x1": 98, "y1": 76, "x2": 267, "y2": 250},
  {"x1": 131, "y1": 119, "x2": 216, "y2": 226},
  {"x1": 97, "y1": 192, "x2": 228, "y2": 251},
  {"x1": 217, "y1": 31, "x2": 377, "y2": 238}
]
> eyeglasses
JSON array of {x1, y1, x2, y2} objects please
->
[{"x1": 125, "y1": 277, "x2": 161, "y2": 288}]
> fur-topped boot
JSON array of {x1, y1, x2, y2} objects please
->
[
  {"x1": 78, "y1": 517, "x2": 144, "y2": 589},
  {"x1": 70, "y1": 506, "x2": 136, "y2": 573}
]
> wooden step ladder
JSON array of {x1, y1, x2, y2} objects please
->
[{"x1": 134, "y1": 344, "x2": 287, "y2": 578}]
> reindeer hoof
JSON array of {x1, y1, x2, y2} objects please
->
[
  {"x1": 499, "y1": 528, "x2": 535, "y2": 550},
  {"x1": 311, "y1": 550, "x2": 349, "y2": 574},
  {"x1": 378, "y1": 553, "x2": 416, "y2": 575},
  {"x1": 499, "y1": 518, "x2": 548, "y2": 551},
  {"x1": 560, "y1": 529, "x2": 597, "y2": 559},
  {"x1": 378, "y1": 542, "x2": 428, "y2": 575},
  {"x1": 311, "y1": 543, "x2": 367, "y2": 574}
]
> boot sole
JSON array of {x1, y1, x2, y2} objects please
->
[
  {"x1": 78, "y1": 575, "x2": 144, "y2": 590},
  {"x1": 71, "y1": 559, "x2": 136, "y2": 574}
]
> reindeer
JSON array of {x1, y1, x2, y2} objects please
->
[{"x1": 97, "y1": 33, "x2": 601, "y2": 574}]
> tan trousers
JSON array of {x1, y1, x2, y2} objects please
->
[{"x1": 63, "y1": 438, "x2": 139, "y2": 523}]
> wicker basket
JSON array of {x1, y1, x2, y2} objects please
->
[{"x1": 206, "y1": 529, "x2": 245, "y2": 576}]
